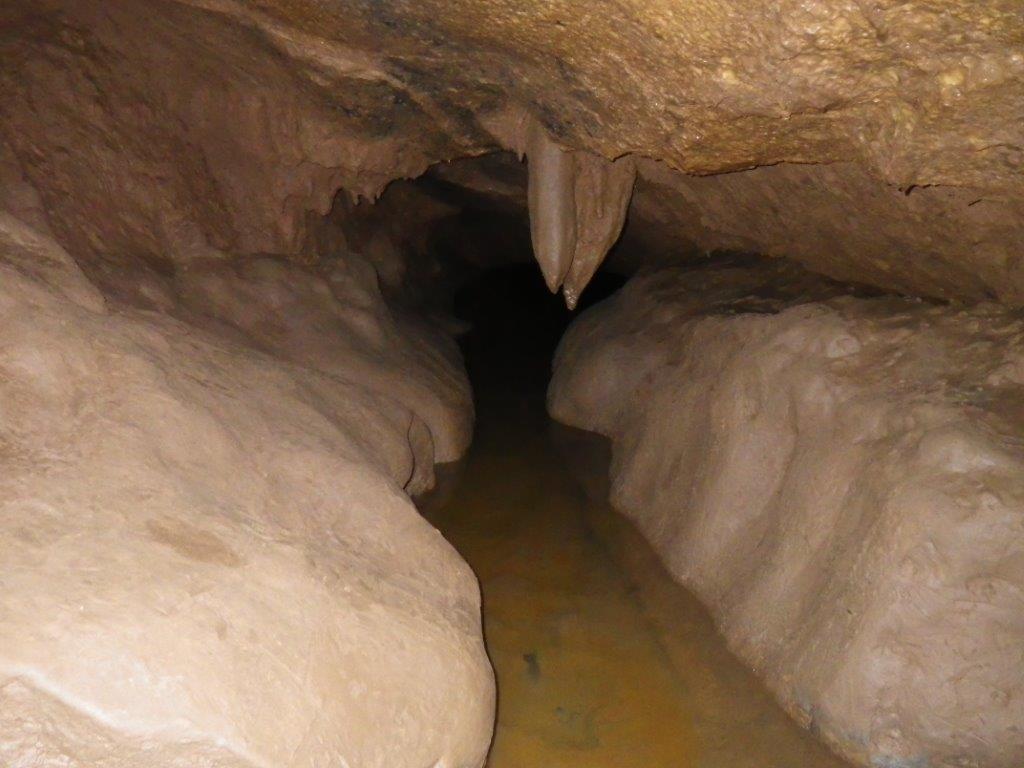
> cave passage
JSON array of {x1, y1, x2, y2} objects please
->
[
  {"x1": 3, "y1": 3, "x2": 1023, "y2": 764},
  {"x1": 419, "y1": 264, "x2": 848, "y2": 767}
]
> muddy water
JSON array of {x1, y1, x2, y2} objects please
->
[{"x1": 420, "y1": 266, "x2": 848, "y2": 767}]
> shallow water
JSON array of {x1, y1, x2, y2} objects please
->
[
  {"x1": 420, "y1": 265, "x2": 849, "y2": 767},
  {"x1": 423, "y1": 411, "x2": 848, "y2": 768}
]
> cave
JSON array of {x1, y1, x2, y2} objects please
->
[{"x1": 1, "y1": 2, "x2": 1022, "y2": 767}]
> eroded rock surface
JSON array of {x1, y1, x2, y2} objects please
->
[
  {"x1": 549, "y1": 261, "x2": 1024, "y2": 768},
  {"x1": 0, "y1": 212, "x2": 495, "y2": 767},
  {"x1": 3, "y1": 0, "x2": 1024, "y2": 305},
  {"x1": 627, "y1": 160, "x2": 1024, "y2": 306},
  {"x1": 2, "y1": 0, "x2": 1024, "y2": 763}
]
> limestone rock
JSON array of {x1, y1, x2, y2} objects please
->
[
  {"x1": 549, "y1": 261, "x2": 1024, "y2": 768},
  {"x1": 4, "y1": 0, "x2": 1024, "y2": 304},
  {"x1": 521, "y1": 122, "x2": 636, "y2": 307},
  {"x1": 0, "y1": 214, "x2": 495, "y2": 767}
]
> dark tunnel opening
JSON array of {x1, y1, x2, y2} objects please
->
[
  {"x1": 453, "y1": 263, "x2": 626, "y2": 412},
  {"x1": 407, "y1": 203, "x2": 853, "y2": 766}
]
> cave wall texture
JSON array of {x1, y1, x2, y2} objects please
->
[
  {"x1": 2, "y1": 0, "x2": 1023, "y2": 766},
  {"x1": 3, "y1": 0, "x2": 1023, "y2": 302},
  {"x1": 549, "y1": 262, "x2": 1024, "y2": 768},
  {"x1": 0, "y1": 207, "x2": 494, "y2": 766}
]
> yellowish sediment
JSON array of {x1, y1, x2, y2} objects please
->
[{"x1": 422, "y1": 392, "x2": 848, "y2": 768}]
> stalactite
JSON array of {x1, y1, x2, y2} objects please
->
[
  {"x1": 525, "y1": 123, "x2": 577, "y2": 294},
  {"x1": 522, "y1": 121, "x2": 635, "y2": 307},
  {"x1": 563, "y1": 152, "x2": 635, "y2": 309}
]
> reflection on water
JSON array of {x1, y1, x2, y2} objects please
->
[{"x1": 419, "y1": 264, "x2": 848, "y2": 767}]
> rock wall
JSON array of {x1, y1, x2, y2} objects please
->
[
  {"x1": 0, "y1": 4, "x2": 501, "y2": 760},
  {"x1": 4, "y1": 0, "x2": 1024, "y2": 307},
  {"x1": 0, "y1": 208, "x2": 494, "y2": 766},
  {"x1": 549, "y1": 261, "x2": 1024, "y2": 768},
  {"x1": 0, "y1": 0, "x2": 478, "y2": 284},
  {"x1": 627, "y1": 160, "x2": 1024, "y2": 306}
]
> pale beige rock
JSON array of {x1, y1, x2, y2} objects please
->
[
  {"x1": 0, "y1": 214, "x2": 495, "y2": 767},
  {"x1": 549, "y1": 262, "x2": 1024, "y2": 768},
  {"x1": 175, "y1": 255, "x2": 473, "y2": 464},
  {"x1": 2, "y1": 0, "x2": 1024, "y2": 764}
]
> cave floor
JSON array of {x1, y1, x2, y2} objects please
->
[{"x1": 420, "y1": 267, "x2": 848, "y2": 767}]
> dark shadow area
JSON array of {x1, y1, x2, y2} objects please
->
[
  {"x1": 453, "y1": 262, "x2": 625, "y2": 419},
  {"x1": 415, "y1": 261, "x2": 624, "y2": 514}
]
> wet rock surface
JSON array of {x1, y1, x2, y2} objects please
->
[
  {"x1": 0, "y1": 213, "x2": 494, "y2": 767},
  {"x1": 549, "y1": 261, "x2": 1024, "y2": 768}
]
